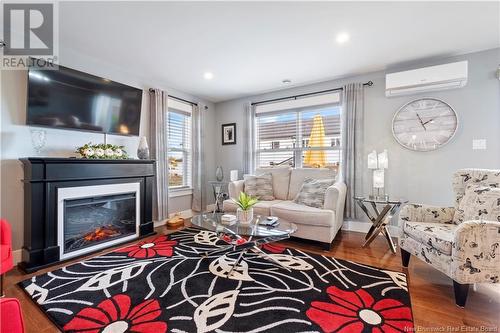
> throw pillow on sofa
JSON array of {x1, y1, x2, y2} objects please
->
[
  {"x1": 457, "y1": 185, "x2": 500, "y2": 223},
  {"x1": 294, "y1": 178, "x2": 335, "y2": 208},
  {"x1": 244, "y1": 173, "x2": 275, "y2": 201}
]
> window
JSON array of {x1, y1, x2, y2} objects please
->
[
  {"x1": 168, "y1": 99, "x2": 192, "y2": 189},
  {"x1": 255, "y1": 92, "x2": 341, "y2": 172}
]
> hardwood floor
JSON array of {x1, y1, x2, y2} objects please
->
[{"x1": 3, "y1": 226, "x2": 499, "y2": 332}]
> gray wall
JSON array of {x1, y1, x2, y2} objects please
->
[
  {"x1": 214, "y1": 48, "x2": 500, "y2": 221},
  {"x1": 0, "y1": 47, "x2": 216, "y2": 250}
]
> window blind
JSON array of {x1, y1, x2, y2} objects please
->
[{"x1": 168, "y1": 101, "x2": 192, "y2": 189}]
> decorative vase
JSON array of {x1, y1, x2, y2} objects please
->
[
  {"x1": 215, "y1": 166, "x2": 224, "y2": 182},
  {"x1": 137, "y1": 136, "x2": 149, "y2": 159},
  {"x1": 237, "y1": 208, "x2": 254, "y2": 225},
  {"x1": 30, "y1": 129, "x2": 46, "y2": 155}
]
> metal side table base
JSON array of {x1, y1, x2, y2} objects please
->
[{"x1": 354, "y1": 197, "x2": 407, "y2": 254}]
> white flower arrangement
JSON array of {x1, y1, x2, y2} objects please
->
[
  {"x1": 105, "y1": 148, "x2": 114, "y2": 157},
  {"x1": 95, "y1": 148, "x2": 104, "y2": 157},
  {"x1": 76, "y1": 143, "x2": 128, "y2": 160}
]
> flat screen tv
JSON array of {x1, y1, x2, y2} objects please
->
[{"x1": 26, "y1": 64, "x2": 142, "y2": 136}]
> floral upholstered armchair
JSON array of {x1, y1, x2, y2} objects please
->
[{"x1": 399, "y1": 169, "x2": 500, "y2": 307}]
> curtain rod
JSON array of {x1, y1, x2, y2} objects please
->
[
  {"x1": 251, "y1": 80, "x2": 373, "y2": 106},
  {"x1": 148, "y1": 88, "x2": 197, "y2": 106}
]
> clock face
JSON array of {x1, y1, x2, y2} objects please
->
[{"x1": 392, "y1": 98, "x2": 458, "y2": 151}]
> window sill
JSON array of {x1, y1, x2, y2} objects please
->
[{"x1": 169, "y1": 187, "x2": 193, "y2": 198}]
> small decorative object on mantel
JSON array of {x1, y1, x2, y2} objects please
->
[
  {"x1": 76, "y1": 143, "x2": 128, "y2": 159},
  {"x1": 137, "y1": 136, "x2": 150, "y2": 159},
  {"x1": 233, "y1": 192, "x2": 258, "y2": 225},
  {"x1": 215, "y1": 166, "x2": 224, "y2": 181},
  {"x1": 222, "y1": 123, "x2": 236, "y2": 145},
  {"x1": 30, "y1": 129, "x2": 46, "y2": 155}
]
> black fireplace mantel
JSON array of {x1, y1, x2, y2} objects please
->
[{"x1": 20, "y1": 157, "x2": 156, "y2": 272}]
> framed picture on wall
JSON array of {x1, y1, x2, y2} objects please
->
[{"x1": 222, "y1": 123, "x2": 236, "y2": 145}]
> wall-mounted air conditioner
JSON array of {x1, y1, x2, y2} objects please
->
[{"x1": 385, "y1": 61, "x2": 468, "y2": 97}]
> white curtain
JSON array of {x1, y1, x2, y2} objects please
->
[
  {"x1": 192, "y1": 104, "x2": 206, "y2": 212},
  {"x1": 341, "y1": 83, "x2": 364, "y2": 219},
  {"x1": 149, "y1": 88, "x2": 169, "y2": 222},
  {"x1": 243, "y1": 102, "x2": 256, "y2": 175}
]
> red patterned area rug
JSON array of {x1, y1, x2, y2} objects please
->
[{"x1": 20, "y1": 228, "x2": 413, "y2": 333}]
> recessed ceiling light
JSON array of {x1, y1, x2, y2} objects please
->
[
  {"x1": 282, "y1": 79, "x2": 292, "y2": 84},
  {"x1": 203, "y1": 72, "x2": 214, "y2": 80},
  {"x1": 336, "y1": 32, "x2": 350, "y2": 44}
]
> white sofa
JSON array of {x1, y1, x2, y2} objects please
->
[{"x1": 222, "y1": 167, "x2": 347, "y2": 248}]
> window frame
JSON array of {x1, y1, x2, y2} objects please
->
[{"x1": 255, "y1": 98, "x2": 342, "y2": 170}]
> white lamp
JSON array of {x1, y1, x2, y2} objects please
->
[
  {"x1": 373, "y1": 169, "x2": 385, "y2": 188},
  {"x1": 368, "y1": 150, "x2": 378, "y2": 169},
  {"x1": 368, "y1": 149, "x2": 389, "y2": 200},
  {"x1": 378, "y1": 150, "x2": 388, "y2": 169}
]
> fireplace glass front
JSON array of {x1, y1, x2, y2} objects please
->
[{"x1": 63, "y1": 192, "x2": 137, "y2": 256}]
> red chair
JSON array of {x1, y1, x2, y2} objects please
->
[
  {"x1": 0, "y1": 219, "x2": 13, "y2": 296},
  {"x1": 0, "y1": 220, "x2": 24, "y2": 333},
  {"x1": 0, "y1": 298, "x2": 25, "y2": 333}
]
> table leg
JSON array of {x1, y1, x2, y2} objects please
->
[
  {"x1": 382, "y1": 227, "x2": 397, "y2": 253},
  {"x1": 365, "y1": 202, "x2": 381, "y2": 240},
  {"x1": 355, "y1": 200, "x2": 376, "y2": 239},
  {"x1": 355, "y1": 200, "x2": 376, "y2": 222},
  {"x1": 252, "y1": 246, "x2": 291, "y2": 271},
  {"x1": 369, "y1": 201, "x2": 380, "y2": 216},
  {"x1": 364, "y1": 204, "x2": 391, "y2": 243},
  {"x1": 201, "y1": 244, "x2": 233, "y2": 258},
  {"x1": 363, "y1": 204, "x2": 391, "y2": 248},
  {"x1": 227, "y1": 249, "x2": 248, "y2": 278}
]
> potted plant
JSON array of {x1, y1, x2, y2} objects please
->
[{"x1": 233, "y1": 192, "x2": 258, "y2": 225}]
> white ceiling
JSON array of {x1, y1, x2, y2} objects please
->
[{"x1": 60, "y1": 1, "x2": 500, "y2": 102}]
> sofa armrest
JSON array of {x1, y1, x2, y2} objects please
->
[
  {"x1": 324, "y1": 182, "x2": 347, "y2": 230},
  {"x1": 451, "y1": 220, "x2": 500, "y2": 283},
  {"x1": 399, "y1": 204, "x2": 455, "y2": 225},
  {"x1": 228, "y1": 180, "x2": 245, "y2": 199}
]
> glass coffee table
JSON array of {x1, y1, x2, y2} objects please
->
[{"x1": 191, "y1": 213, "x2": 297, "y2": 276}]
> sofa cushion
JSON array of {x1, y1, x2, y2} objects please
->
[
  {"x1": 294, "y1": 178, "x2": 335, "y2": 208},
  {"x1": 455, "y1": 185, "x2": 500, "y2": 224},
  {"x1": 403, "y1": 222, "x2": 457, "y2": 255},
  {"x1": 270, "y1": 201, "x2": 335, "y2": 227},
  {"x1": 256, "y1": 167, "x2": 291, "y2": 200},
  {"x1": 244, "y1": 173, "x2": 275, "y2": 200},
  {"x1": 223, "y1": 199, "x2": 283, "y2": 216},
  {"x1": 288, "y1": 168, "x2": 336, "y2": 200}
]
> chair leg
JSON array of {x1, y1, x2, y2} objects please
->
[
  {"x1": 453, "y1": 281, "x2": 470, "y2": 308},
  {"x1": 401, "y1": 249, "x2": 411, "y2": 267}
]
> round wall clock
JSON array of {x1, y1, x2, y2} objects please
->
[{"x1": 392, "y1": 97, "x2": 458, "y2": 152}]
